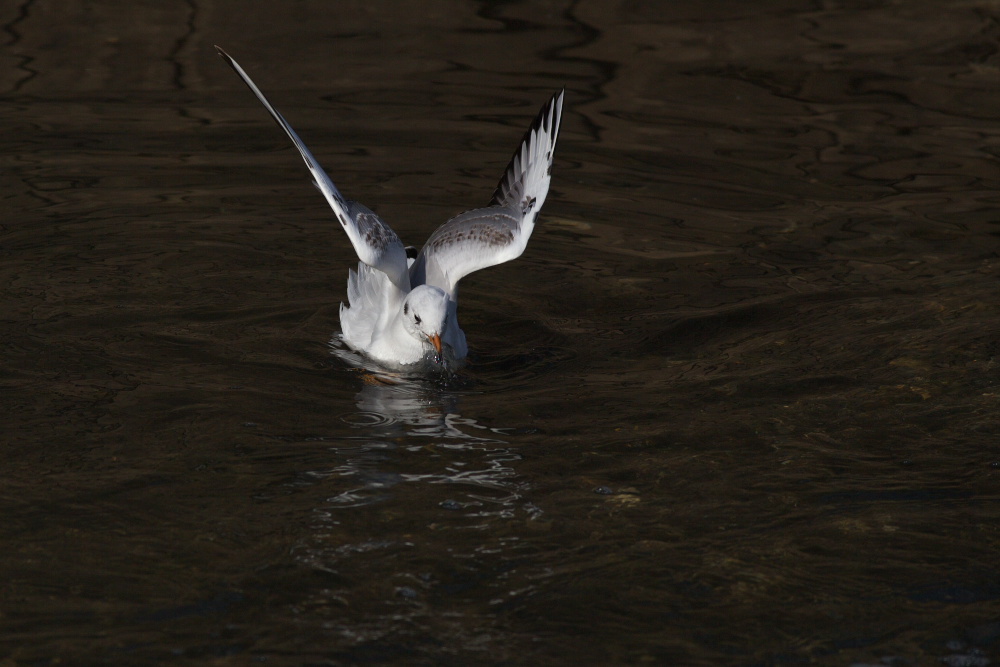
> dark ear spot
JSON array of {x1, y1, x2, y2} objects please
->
[
  {"x1": 522, "y1": 196, "x2": 536, "y2": 215},
  {"x1": 403, "y1": 303, "x2": 409, "y2": 315}
]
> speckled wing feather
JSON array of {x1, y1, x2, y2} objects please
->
[
  {"x1": 217, "y1": 47, "x2": 409, "y2": 289},
  {"x1": 411, "y1": 90, "x2": 564, "y2": 295}
]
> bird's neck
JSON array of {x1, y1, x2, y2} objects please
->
[{"x1": 366, "y1": 283, "x2": 424, "y2": 365}]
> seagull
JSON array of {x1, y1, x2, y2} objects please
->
[{"x1": 216, "y1": 47, "x2": 563, "y2": 369}]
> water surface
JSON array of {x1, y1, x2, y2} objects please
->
[{"x1": 2, "y1": 1, "x2": 999, "y2": 664}]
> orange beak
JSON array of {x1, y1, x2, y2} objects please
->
[{"x1": 427, "y1": 333, "x2": 442, "y2": 355}]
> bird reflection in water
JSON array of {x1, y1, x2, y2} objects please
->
[{"x1": 314, "y1": 339, "x2": 528, "y2": 515}]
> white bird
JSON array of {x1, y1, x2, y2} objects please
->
[{"x1": 217, "y1": 47, "x2": 563, "y2": 370}]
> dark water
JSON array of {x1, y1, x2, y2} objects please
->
[{"x1": 3, "y1": 1, "x2": 1000, "y2": 664}]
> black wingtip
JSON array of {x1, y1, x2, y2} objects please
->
[
  {"x1": 214, "y1": 45, "x2": 240, "y2": 75},
  {"x1": 489, "y1": 89, "x2": 565, "y2": 207}
]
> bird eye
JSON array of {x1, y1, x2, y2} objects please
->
[{"x1": 414, "y1": 315, "x2": 422, "y2": 325}]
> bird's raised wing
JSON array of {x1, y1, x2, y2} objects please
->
[
  {"x1": 409, "y1": 90, "x2": 564, "y2": 295},
  {"x1": 216, "y1": 46, "x2": 409, "y2": 289}
]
